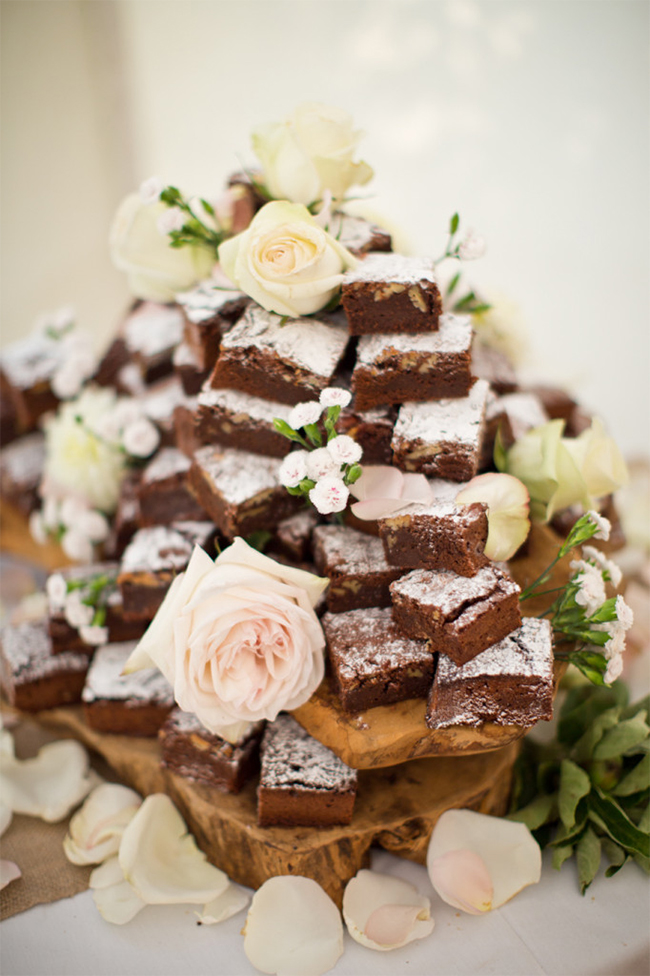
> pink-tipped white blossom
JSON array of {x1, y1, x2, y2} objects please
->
[
  {"x1": 60, "y1": 496, "x2": 83, "y2": 528},
  {"x1": 306, "y1": 447, "x2": 340, "y2": 481},
  {"x1": 587, "y1": 510, "x2": 611, "y2": 541},
  {"x1": 51, "y1": 361, "x2": 87, "y2": 400},
  {"x1": 46, "y1": 573, "x2": 68, "y2": 610},
  {"x1": 573, "y1": 561, "x2": 607, "y2": 616},
  {"x1": 156, "y1": 207, "x2": 186, "y2": 236},
  {"x1": 79, "y1": 625, "x2": 109, "y2": 647},
  {"x1": 41, "y1": 495, "x2": 61, "y2": 530},
  {"x1": 122, "y1": 418, "x2": 160, "y2": 458},
  {"x1": 615, "y1": 595, "x2": 634, "y2": 631},
  {"x1": 319, "y1": 387, "x2": 351, "y2": 408},
  {"x1": 139, "y1": 176, "x2": 164, "y2": 204},
  {"x1": 309, "y1": 476, "x2": 349, "y2": 515},
  {"x1": 457, "y1": 229, "x2": 487, "y2": 261},
  {"x1": 289, "y1": 401, "x2": 323, "y2": 430},
  {"x1": 327, "y1": 435, "x2": 363, "y2": 466},
  {"x1": 605, "y1": 653, "x2": 624, "y2": 683},
  {"x1": 279, "y1": 451, "x2": 309, "y2": 488}
]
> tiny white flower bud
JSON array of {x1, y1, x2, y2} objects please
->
[
  {"x1": 61, "y1": 528, "x2": 94, "y2": 565},
  {"x1": 587, "y1": 510, "x2": 611, "y2": 541},
  {"x1": 41, "y1": 495, "x2": 61, "y2": 530},
  {"x1": 79, "y1": 625, "x2": 109, "y2": 647},
  {"x1": 139, "y1": 176, "x2": 164, "y2": 204},
  {"x1": 288, "y1": 401, "x2": 323, "y2": 430},
  {"x1": 51, "y1": 362, "x2": 86, "y2": 400},
  {"x1": 60, "y1": 496, "x2": 84, "y2": 528},
  {"x1": 29, "y1": 510, "x2": 48, "y2": 546},
  {"x1": 457, "y1": 229, "x2": 487, "y2": 261},
  {"x1": 78, "y1": 509, "x2": 110, "y2": 543},
  {"x1": 64, "y1": 590, "x2": 94, "y2": 628}
]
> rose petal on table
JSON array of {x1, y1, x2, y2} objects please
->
[
  {"x1": 0, "y1": 801, "x2": 12, "y2": 837},
  {"x1": 427, "y1": 848, "x2": 494, "y2": 914},
  {"x1": 64, "y1": 783, "x2": 142, "y2": 866},
  {"x1": 90, "y1": 857, "x2": 146, "y2": 925},
  {"x1": 119, "y1": 794, "x2": 230, "y2": 904},
  {"x1": 0, "y1": 860, "x2": 21, "y2": 890},
  {"x1": 0, "y1": 740, "x2": 96, "y2": 822},
  {"x1": 427, "y1": 809, "x2": 541, "y2": 912},
  {"x1": 342, "y1": 869, "x2": 434, "y2": 950},
  {"x1": 243, "y1": 875, "x2": 343, "y2": 976},
  {"x1": 196, "y1": 883, "x2": 250, "y2": 924}
]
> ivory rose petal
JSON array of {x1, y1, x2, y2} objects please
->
[
  {"x1": 90, "y1": 856, "x2": 147, "y2": 925},
  {"x1": 350, "y1": 465, "x2": 434, "y2": 521},
  {"x1": 126, "y1": 539, "x2": 327, "y2": 739},
  {"x1": 342, "y1": 869, "x2": 434, "y2": 951},
  {"x1": 64, "y1": 783, "x2": 142, "y2": 866},
  {"x1": 243, "y1": 875, "x2": 343, "y2": 976},
  {"x1": 456, "y1": 472, "x2": 530, "y2": 561},
  {"x1": 427, "y1": 809, "x2": 541, "y2": 913},
  {"x1": 0, "y1": 740, "x2": 96, "y2": 822},
  {"x1": 0, "y1": 860, "x2": 21, "y2": 890},
  {"x1": 196, "y1": 883, "x2": 250, "y2": 924}
]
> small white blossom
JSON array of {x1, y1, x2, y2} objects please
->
[
  {"x1": 139, "y1": 176, "x2": 164, "y2": 204},
  {"x1": 457, "y1": 229, "x2": 487, "y2": 261},
  {"x1": 79, "y1": 625, "x2": 109, "y2": 647},
  {"x1": 78, "y1": 509, "x2": 110, "y2": 544},
  {"x1": 122, "y1": 418, "x2": 160, "y2": 458},
  {"x1": 36, "y1": 305, "x2": 75, "y2": 337},
  {"x1": 42, "y1": 495, "x2": 61, "y2": 530},
  {"x1": 279, "y1": 451, "x2": 309, "y2": 488},
  {"x1": 604, "y1": 652, "x2": 624, "y2": 684},
  {"x1": 51, "y1": 361, "x2": 88, "y2": 400},
  {"x1": 46, "y1": 573, "x2": 67, "y2": 610},
  {"x1": 64, "y1": 590, "x2": 94, "y2": 629},
  {"x1": 573, "y1": 562, "x2": 607, "y2": 616},
  {"x1": 586, "y1": 510, "x2": 611, "y2": 541},
  {"x1": 615, "y1": 595, "x2": 634, "y2": 631},
  {"x1": 29, "y1": 510, "x2": 48, "y2": 546},
  {"x1": 306, "y1": 447, "x2": 340, "y2": 481},
  {"x1": 60, "y1": 496, "x2": 82, "y2": 528},
  {"x1": 581, "y1": 546, "x2": 623, "y2": 588},
  {"x1": 113, "y1": 398, "x2": 145, "y2": 434},
  {"x1": 288, "y1": 401, "x2": 323, "y2": 430},
  {"x1": 309, "y1": 476, "x2": 349, "y2": 515},
  {"x1": 604, "y1": 624, "x2": 627, "y2": 659},
  {"x1": 327, "y1": 435, "x2": 362, "y2": 466},
  {"x1": 157, "y1": 206, "x2": 186, "y2": 236},
  {"x1": 61, "y1": 528, "x2": 94, "y2": 565},
  {"x1": 319, "y1": 387, "x2": 352, "y2": 408}
]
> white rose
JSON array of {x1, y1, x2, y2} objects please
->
[
  {"x1": 110, "y1": 194, "x2": 214, "y2": 303},
  {"x1": 252, "y1": 102, "x2": 373, "y2": 206},
  {"x1": 219, "y1": 201, "x2": 356, "y2": 318},
  {"x1": 125, "y1": 539, "x2": 328, "y2": 740}
]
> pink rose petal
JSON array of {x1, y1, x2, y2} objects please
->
[
  {"x1": 364, "y1": 903, "x2": 427, "y2": 945},
  {"x1": 0, "y1": 860, "x2": 21, "y2": 890},
  {"x1": 428, "y1": 848, "x2": 494, "y2": 914}
]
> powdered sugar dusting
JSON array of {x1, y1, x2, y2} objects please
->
[
  {"x1": 392, "y1": 565, "x2": 519, "y2": 616},
  {"x1": 142, "y1": 447, "x2": 190, "y2": 484},
  {"x1": 323, "y1": 607, "x2": 432, "y2": 679},
  {"x1": 343, "y1": 252, "x2": 437, "y2": 285},
  {"x1": 82, "y1": 641, "x2": 174, "y2": 704},
  {"x1": 0, "y1": 433, "x2": 45, "y2": 485},
  {"x1": 197, "y1": 386, "x2": 293, "y2": 425},
  {"x1": 119, "y1": 523, "x2": 212, "y2": 574},
  {"x1": 313, "y1": 524, "x2": 393, "y2": 574},
  {"x1": 1, "y1": 621, "x2": 88, "y2": 681},
  {"x1": 356, "y1": 314, "x2": 472, "y2": 365},
  {"x1": 0, "y1": 333, "x2": 65, "y2": 388},
  {"x1": 329, "y1": 215, "x2": 389, "y2": 253},
  {"x1": 124, "y1": 303, "x2": 184, "y2": 357},
  {"x1": 261, "y1": 714, "x2": 357, "y2": 791},
  {"x1": 175, "y1": 272, "x2": 246, "y2": 323},
  {"x1": 393, "y1": 379, "x2": 490, "y2": 450},
  {"x1": 193, "y1": 445, "x2": 283, "y2": 505},
  {"x1": 436, "y1": 618, "x2": 553, "y2": 682}
]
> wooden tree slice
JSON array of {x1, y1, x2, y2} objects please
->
[{"x1": 35, "y1": 705, "x2": 518, "y2": 906}]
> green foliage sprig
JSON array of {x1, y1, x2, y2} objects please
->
[
  {"x1": 435, "y1": 213, "x2": 492, "y2": 315},
  {"x1": 159, "y1": 186, "x2": 226, "y2": 256}
]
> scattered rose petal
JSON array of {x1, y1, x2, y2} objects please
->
[
  {"x1": 196, "y1": 883, "x2": 250, "y2": 924},
  {"x1": 64, "y1": 783, "x2": 142, "y2": 866},
  {"x1": 0, "y1": 740, "x2": 96, "y2": 822},
  {"x1": 455, "y1": 472, "x2": 530, "y2": 561},
  {"x1": 350, "y1": 465, "x2": 434, "y2": 521},
  {"x1": 119, "y1": 794, "x2": 230, "y2": 904},
  {"x1": 90, "y1": 856, "x2": 147, "y2": 925},
  {"x1": 0, "y1": 860, "x2": 21, "y2": 890},
  {"x1": 0, "y1": 802, "x2": 12, "y2": 837},
  {"x1": 243, "y1": 875, "x2": 343, "y2": 976},
  {"x1": 342, "y1": 869, "x2": 434, "y2": 951},
  {"x1": 427, "y1": 809, "x2": 541, "y2": 913}
]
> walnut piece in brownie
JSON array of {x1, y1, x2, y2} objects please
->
[
  {"x1": 257, "y1": 714, "x2": 357, "y2": 827},
  {"x1": 82, "y1": 641, "x2": 175, "y2": 736},
  {"x1": 312, "y1": 524, "x2": 406, "y2": 613},
  {"x1": 0, "y1": 620, "x2": 89, "y2": 711},
  {"x1": 189, "y1": 445, "x2": 299, "y2": 540},
  {"x1": 117, "y1": 521, "x2": 217, "y2": 621},
  {"x1": 138, "y1": 447, "x2": 208, "y2": 527},
  {"x1": 0, "y1": 431, "x2": 45, "y2": 516},
  {"x1": 379, "y1": 479, "x2": 489, "y2": 577},
  {"x1": 342, "y1": 253, "x2": 442, "y2": 335},
  {"x1": 426, "y1": 617, "x2": 554, "y2": 730},
  {"x1": 322, "y1": 607, "x2": 435, "y2": 713},
  {"x1": 209, "y1": 304, "x2": 349, "y2": 406},
  {"x1": 159, "y1": 709, "x2": 264, "y2": 793},
  {"x1": 391, "y1": 379, "x2": 490, "y2": 482},
  {"x1": 195, "y1": 386, "x2": 294, "y2": 457},
  {"x1": 390, "y1": 564, "x2": 521, "y2": 665},
  {"x1": 352, "y1": 313, "x2": 475, "y2": 411}
]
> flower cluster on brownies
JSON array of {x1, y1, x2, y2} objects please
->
[
  {"x1": 46, "y1": 569, "x2": 118, "y2": 647},
  {"x1": 30, "y1": 386, "x2": 160, "y2": 563}
]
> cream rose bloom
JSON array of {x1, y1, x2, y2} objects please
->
[
  {"x1": 218, "y1": 201, "x2": 356, "y2": 317},
  {"x1": 110, "y1": 194, "x2": 214, "y2": 303},
  {"x1": 125, "y1": 539, "x2": 328, "y2": 741},
  {"x1": 252, "y1": 102, "x2": 373, "y2": 206}
]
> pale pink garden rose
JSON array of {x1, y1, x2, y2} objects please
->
[
  {"x1": 125, "y1": 539, "x2": 328, "y2": 741},
  {"x1": 455, "y1": 472, "x2": 530, "y2": 561},
  {"x1": 349, "y1": 465, "x2": 434, "y2": 521}
]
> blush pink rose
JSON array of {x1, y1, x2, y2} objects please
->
[
  {"x1": 349, "y1": 465, "x2": 434, "y2": 521},
  {"x1": 125, "y1": 539, "x2": 328, "y2": 741}
]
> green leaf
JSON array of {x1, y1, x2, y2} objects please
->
[
  {"x1": 552, "y1": 842, "x2": 576, "y2": 871},
  {"x1": 558, "y1": 684, "x2": 626, "y2": 747},
  {"x1": 622, "y1": 695, "x2": 650, "y2": 721},
  {"x1": 601, "y1": 837, "x2": 627, "y2": 869},
  {"x1": 637, "y1": 803, "x2": 650, "y2": 833},
  {"x1": 272, "y1": 417, "x2": 295, "y2": 437},
  {"x1": 92, "y1": 606, "x2": 106, "y2": 627},
  {"x1": 633, "y1": 853, "x2": 650, "y2": 874},
  {"x1": 449, "y1": 212, "x2": 460, "y2": 235},
  {"x1": 304, "y1": 423, "x2": 322, "y2": 447},
  {"x1": 593, "y1": 712, "x2": 650, "y2": 761},
  {"x1": 508, "y1": 792, "x2": 557, "y2": 830},
  {"x1": 588, "y1": 788, "x2": 650, "y2": 859},
  {"x1": 493, "y1": 423, "x2": 508, "y2": 473},
  {"x1": 447, "y1": 271, "x2": 461, "y2": 295},
  {"x1": 550, "y1": 815, "x2": 588, "y2": 848},
  {"x1": 200, "y1": 197, "x2": 215, "y2": 216},
  {"x1": 572, "y1": 707, "x2": 621, "y2": 763},
  {"x1": 558, "y1": 760, "x2": 591, "y2": 829},
  {"x1": 245, "y1": 530, "x2": 272, "y2": 553},
  {"x1": 345, "y1": 464, "x2": 362, "y2": 485},
  {"x1": 470, "y1": 302, "x2": 493, "y2": 315},
  {"x1": 576, "y1": 827, "x2": 601, "y2": 894},
  {"x1": 612, "y1": 754, "x2": 650, "y2": 797}
]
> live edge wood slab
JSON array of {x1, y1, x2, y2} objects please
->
[{"x1": 34, "y1": 705, "x2": 518, "y2": 906}]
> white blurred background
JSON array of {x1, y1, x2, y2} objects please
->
[{"x1": 1, "y1": 0, "x2": 648, "y2": 455}]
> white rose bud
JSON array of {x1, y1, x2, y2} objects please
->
[
  {"x1": 288, "y1": 401, "x2": 323, "y2": 430},
  {"x1": 306, "y1": 448, "x2": 340, "y2": 482},
  {"x1": 319, "y1": 387, "x2": 351, "y2": 408},
  {"x1": 279, "y1": 451, "x2": 309, "y2": 488},
  {"x1": 309, "y1": 476, "x2": 349, "y2": 515},
  {"x1": 326, "y1": 435, "x2": 362, "y2": 466},
  {"x1": 122, "y1": 417, "x2": 160, "y2": 458}
]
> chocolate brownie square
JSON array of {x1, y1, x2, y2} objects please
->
[
  {"x1": 378, "y1": 478, "x2": 489, "y2": 577},
  {"x1": 122, "y1": 301, "x2": 184, "y2": 383},
  {"x1": 336, "y1": 403, "x2": 396, "y2": 465},
  {"x1": 209, "y1": 304, "x2": 349, "y2": 406},
  {"x1": 196, "y1": 386, "x2": 294, "y2": 457},
  {"x1": 390, "y1": 564, "x2": 522, "y2": 665},
  {"x1": 352, "y1": 313, "x2": 475, "y2": 411},
  {"x1": 257, "y1": 714, "x2": 357, "y2": 827},
  {"x1": 271, "y1": 509, "x2": 319, "y2": 563},
  {"x1": 173, "y1": 340, "x2": 210, "y2": 396},
  {"x1": 173, "y1": 396, "x2": 201, "y2": 459},
  {"x1": 0, "y1": 431, "x2": 45, "y2": 516},
  {"x1": 139, "y1": 375, "x2": 189, "y2": 447},
  {"x1": 176, "y1": 273, "x2": 248, "y2": 372},
  {"x1": 117, "y1": 521, "x2": 217, "y2": 621},
  {"x1": 322, "y1": 607, "x2": 435, "y2": 712},
  {"x1": 328, "y1": 213, "x2": 392, "y2": 256},
  {"x1": 426, "y1": 617, "x2": 554, "y2": 729},
  {"x1": 82, "y1": 641, "x2": 175, "y2": 736},
  {"x1": 0, "y1": 620, "x2": 89, "y2": 712},
  {"x1": 342, "y1": 252, "x2": 442, "y2": 335},
  {"x1": 138, "y1": 447, "x2": 207, "y2": 527},
  {"x1": 481, "y1": 391, "x2": 549, "y2": 469},
  {"x1": 159, "y1": 709, "x2": 264, "y2": 793},
  {"x1": 313, "y1": 524, "x2": 406, "y2": 613},
  {"x1": 471, "y1": 341, "x2": 518, "y2": 395},
  {"x1": 189, "y1": 445, "x2": 299, "y2": 540},
  {"x1": 0, "y1": 333, "x2": 63, "y2": 430},
  {"x1": 391, "y1": 379, "x2": 490, "y2": 481}
]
